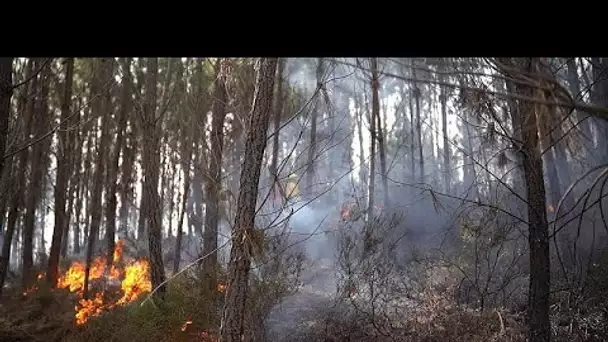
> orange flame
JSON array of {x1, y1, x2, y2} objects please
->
[
  {"x1": 75, "y1": 292, "x2": 105, "y2": 325},
  {"x1": 216, "y1": 283, "x2": 227, "y2": 293},
  {"x1": 50, "y1": 240, "x2": 152, "y2": 325},
  {"x1": 116, "y1": 259, "x2": 151, "y2": 306}
]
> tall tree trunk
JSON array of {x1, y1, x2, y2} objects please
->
[
  {"x1": 372, "y1": 59, "x2": 389, "y2": 208},
  {"x1": 47, "y1": 57, "x2": 74, "y2": 287},
  {"x1": 83, "y1": 59, "x2": 111, "y2": 299},
  {"x1": 174, "y1": 116, "x2": 193, "y2": 274},
  {"x1": 202, "y1": 59, "x2": 228, "y2": 295},
  {"x1": 105, "y1": 57, "x2": 130, "y2": 271},
  {"x1": 355, "y1": 92, "x2": 367, "y2": 186},
  {"x1": 190, "y1": 59, "x2": 206, "y2": 238},
  {"x1": 439, "y1": 62, "x2": 451, "y2": 193},
  {"x1": 566, "y1": 58, "x2": 595, "y2": 162},
  {"x1": 15, "y1": 59, "x2": 38, "y2": 289},
  {"x1": 220, "y1": 57, "x2": 277, "y2": 342},
  {"x1": 119, "y1": 68, "x2": 137, "y2": 239},
  {"x1": 501, "y1": 57, "x2": 551, "y2": 342},
  {"x1": 79, "y1": 127, "x2": 94, "y2": 255},
  {"x1": 590, "y1": 58, "x2": 608, "y2": 163},
  {"x1": 63, "y1": 93, "x2": 85, "y2": 257},
  {"x1": 413, "y1": 65, "x2": 424, "y2": 183},
  {"x1": 0, "y1": 58, "x2": 14, "y2": 294},
  {"x1": 142, "y1": 57, "x2": 166, "y2": 299},
  {"x1": 269, "y1": 59, "x2": 285, "y2": 184},
  {"x1": 22, "y1": 59, "x2": 51, "y2": 289},
  {"x1": 137, "y1": 179, "x2": 147, "y2": 239},
  {"x1": 118, "y1": 127, "x2": 134, "y2": 238},
  {"x1": 408, "y1": 82, "x2": 416, "y2": 180},
  {"x1": 0, "y1": 58, "x2": 12, "y2": 191},
  {"x1": 306, "y1": 59, "x2": 322, "y2": 198},
  {"x1": 3, "y1": 60, "x2": 36, "y2": 282},
  {"x1": 366, "y1": 58, "x2": 378, "y2": 219}
]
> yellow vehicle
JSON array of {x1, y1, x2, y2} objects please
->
[
  {"x1": 283, "y1": 173, "x2": 300, "y2": 202},
  {"x1": 270, "y1": 173, "x2": 300, "y2": 207}
]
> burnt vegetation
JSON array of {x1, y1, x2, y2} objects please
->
[{"x1": 0, "y1": 57, "x2": 607, "y2": 342}]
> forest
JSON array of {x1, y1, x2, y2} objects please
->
[{"x1": 0, "y1": 57, "x2": 607, "y2": 342}]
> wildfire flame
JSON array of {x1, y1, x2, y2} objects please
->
[
  {"x1": 216, "y1": 283, "x2": 227, "y2": 293},
  {"x1": 23, "y1": 239, "x2": 153, "y2": 325}
]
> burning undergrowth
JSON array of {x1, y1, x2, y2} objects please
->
[
  {"x1": 2, "y1": 242, "x2": 224, "y2": 342},
  {"x1": 22, "y1": 240, "x2": 152, "y2": 326}
]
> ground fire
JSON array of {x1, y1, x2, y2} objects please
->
[{"x1": 25, "y1": 239, "x2": 153, "y2": 325}]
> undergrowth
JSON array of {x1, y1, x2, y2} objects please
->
[{"x1": 0, "y1": 272, "x2": 221, "y2": 342}]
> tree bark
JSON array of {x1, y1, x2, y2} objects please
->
[
  {"x1": 413, "y1": 65, "x2": 424, "y2": 183},
  {"x1": 355, "y1": 92, "x2": 367, "y2": 186},
  {"x1": 0, "y1": 57, "x2": 13, "y2": 295},
  {"x1": 366, "y1": 58, "x2": 378, "y2": 220},
  {"x1": 172, "y1": 58, "x2": 190, "y2": 274},
  {"x1": 220, "y1": 57, "x2": 277, "y2": 342},
  {"x1": 269, "y1": 58, "x2": 285, "y2": 184},
  {"x1": 47, "y1": 57, "x2": 74, "y2": 287},
  {"x1": 372, "y1": 59, "x2": 389, "y2": 208},
  {"x1": 0, "y1": 58, "x2": 12, "y2": 190},
  {"x1": 83, "y1": 59, "x2": 111, "y2": 299},
  {"x1": 105, "y1": 57, "x2": 130, "y2": 270},
  {"x1": 306, "y1": 59, "x2": 322, "y2": 198},
  {"x1": 566, "y1": 58, "x2": 595, "y2": 162},
  {"x1": 202, "y1": 58, "x2": 228, "y2": 295},
  {"x1": 501, "y1": 57, "x2": 551, "y2": 342},
  {"x1": 590, "y1": 58, "x2": 608, "y2": 163},
  {"x1": 22, "y1": 59, "x2": 51, "y2": 289},
  {"x1": 173, "y1": 119, "x2": 193, "y2": 274},
  {"x1": 3, "y1": 60, "x2": 36, "y2": 288},
  {"x1": 142, "y1": 57, "x2": 166, "y2": 299},
  {"x1": 439, "y1": 61, "x2": 451, "y2": 193}
]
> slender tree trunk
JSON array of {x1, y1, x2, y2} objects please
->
[
  {"x1": 566, "y1": 58, "x2": 595, "y2": 162},
  {"x1": 62, "y1": 92, "x2": 84, "y2": 257},
  {"x1": 306, "y1": 59, "x2": 322, "y2": 197},
  {"x1": 590, "y1": 58, "x2": 608, "y2": 163},
  {"x1": 0, "y1": 58, "x2": 12, "y2": 190},
  {"x1": 190, "y1": 59, "x2": 206, "y2": 239},
  {"x1": 220, "y1": 58, "x2": 277, "y2": 342},
  {"x1": 47, "y1": 57, "x2": 74, "y2": 287},
  {"x1": 104, "y1": 57, "x2": 130, "y2": 271},
  {"x1": 1, "y1": 60, "x2": 35, "y2": 293},
  {"x1": 408, "y1": 83, "x2": 416, "y2": 180},
  {"x1": 439, "y1": 63, "x2": 451, "y2": 193},
  {"x1": 83, "y1": 59, "x2": 111, "y2": 299},
  {"x1": 174, "y1": 117, "x2": 193, "y2": 274},
  {"x1": 79, "y1": 127, "x2": 94, "y2": 255},
  {"x1": 269, "y1": 58, "x2": 285, "y2": 183},
  {"x1": 355, "y1": 92, "x2": 367, "y2": 186},
  {"x1": 0, "y1": 58, "x2": 12, "y2": 293},
  {"x1": 372, "y1": 59, "x2": 389, "y2": 208},
  {"x1": 502, "y1": 57, "x2": 551, "y2": 342},
  {"x1": 0, "y1": 163, "x2": 15, "y2": 296},
  {"x1": 202, "y1": 59, "x2": 228, "y2": 295},
  {"x1": 119, "y1": 77, "x2": 136, "y2": 238},
  {"x1": 413, "y1": 67, "x2": 424, "y2": 183},
  {"x1": 22, "y1": 60, "x2": 51, "y2": 289},
  {"x1": 366, "y1": 58, "x2": 378, "y2": 219},
  {"x1": 167, "y1": 160, "x2": 177, "y2": 238},
  {"x1": 142, "y1": 57, "x2": 166, "y2": 299}
]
